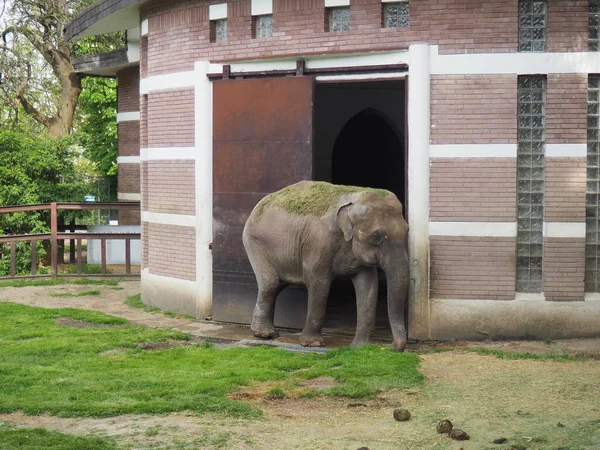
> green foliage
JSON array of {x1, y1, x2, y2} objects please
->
[
  {"x1": 256, "y1": 181, "x2": 390, "y2": 219},
  {"x1": 0, "y1": 424, "x2": 119, "y2": 450},
  {"x1": 63, "y1": 263, "x2": 110, "y2": 275},
  {"x1": 71, "y1": 77, "x2": 118, "y2": 178},
  {"x1": 0, "y1": 303, "x2": 423, "y2": 418}
]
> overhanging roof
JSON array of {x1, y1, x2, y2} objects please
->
[
  {"x1": 73, "y1": 47, "x2": 138, "y2": 77},
  {"x1": 64, "y1": 0, "x2": 145, "y2": 42}
]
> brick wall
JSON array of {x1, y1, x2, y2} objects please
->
[
  {"x1": 147, "y1": 160, "x2": 195, "y2": 215},
  {"x1": 140, "y1": 95, "x2": 148, "y2": 148},
  {"x1": 117, "y1": 67, "x2": 140, "y2": 112},
  {"x1": 545, "y1": 158, "x2": 586, "y2": 222},
  {"x1": 117, "y1": 122, "x2": 140, "y2": 157},
  {"x1": 147, "y1": 223, "x2": 196, "y2": 280},
  {"x1": 141, "y1": 0, "x2": 521, "y2": 76},
  {"x1": 546, "y1": 74, "x2": 588, "y2": 144},
  {"x1": 119, "y1": 209, "x2": 141, "y2": 225},
  {"x1": 147, "y1": 89, "x2": 195, "y2": 147},
  {"x1": 430, "y1": 236, "x2": 516, "y2": 300},
  {"x1": 544, "y1": 238, "x2": 585, "y2": 301},
  {"x1": 141, "y1": 161, "x2": 149, "y2": 210},
  {"x1": 118, "y1": 164, "x2": 141, "y2": 194},
  {"x1": 431, "y1": 75, "x2": 518, "y2": 144},
  {"x1": 547, "y1": 0, "x2": 589, "y2": 53}
]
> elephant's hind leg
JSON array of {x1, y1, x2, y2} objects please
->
[{"x1": 250, "y1": 259, "x2": 282, "y2": 340}]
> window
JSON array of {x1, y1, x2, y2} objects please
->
[
  {"x1": 518, "y1": 0, "x2": 547, "y2": 52},
  {"x1": 591, "y1": 0, "x2": 600, "y2": 51},
  {"x1": 327, "y1": 7, "x2": 350, "y2": 32},
  {"x1": 586, "y1": 75, "x2": 600, "y2": 291},
  {"x1": 211, "y1": 19, "x2": 228, "y2": 43},
  {"x1": 383, "y1": 2, "x2": 409, "y2": 28},
  {"x1": 253, "y1": 14, "x2": 273, "y2": 38},
  {"x1": 516, "y1": 76, "x2": 546, "y2": 293}
]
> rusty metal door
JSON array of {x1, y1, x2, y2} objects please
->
[{"x1": 212, "y1": 76, "x2": 315, "y2": 327}]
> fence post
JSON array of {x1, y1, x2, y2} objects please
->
[
  {"x1": 50, "y1": 202, "x2": 58, "y2": 277},
  {"x1": 10, "y1": 242, "x2": 16, "y2": 277},
  {"x1": 31, "y1": 239, "x2": 37, "y2": 276},
  {"x1": 69, "y1": 219, "x2": 76, "y2": 263}
]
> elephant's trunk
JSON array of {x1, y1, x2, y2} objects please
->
[{"x1": 381, "y1": 245, "x2": 409, "y2": 352}]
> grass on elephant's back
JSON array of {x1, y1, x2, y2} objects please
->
[{"x1": 0, "y1": 302, "x2": 423, "y2": 419}]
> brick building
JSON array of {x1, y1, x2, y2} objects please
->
[{"x1": 65, "y1": 0, "x2": 600, "y2": 341}]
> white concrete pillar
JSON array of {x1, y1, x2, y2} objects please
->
[
  {"x1": 407, "y1": 44, "x2": 431, "y2": 339},
  {"x1": 194, "y1": 61, "x2": 218, "y2": 319}
]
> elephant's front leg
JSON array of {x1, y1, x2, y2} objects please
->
[
  {"x1": 351, "y1": 267, "x2": 378, "y2": 347},
  {"x1": 299, "y1": 276, "x2": 332, "y2": 347}
]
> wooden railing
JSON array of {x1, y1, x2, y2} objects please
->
[{"x1": 0, "y1": 202, "x2": 140, "y2": 279}]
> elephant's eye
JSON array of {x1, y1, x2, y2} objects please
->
[{"x1": 369, "y1": 231, "x2": 384, "y2": 246}]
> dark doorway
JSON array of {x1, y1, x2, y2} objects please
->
[{"x1": 314, "y1": 80, "x2": 407, "y2": 339}]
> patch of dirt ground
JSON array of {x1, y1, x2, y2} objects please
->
[{"x1": 2, "y1": 282, "x2": 600, "y2": 448}]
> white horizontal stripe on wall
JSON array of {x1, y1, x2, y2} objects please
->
[
  {"x1": 430, "y1": 144, "x2": 517, "y2": 158},
  {"x1": 141, "y1": 211, "x2": 196, "y2": 227},
  {"x1": 118, "y1": 193, "x2": 141, "y2": 201},
  {"x1": 429, "y1": 222, "x2": 517, "y2": 237},
  {"x1": 252, "y1": 0, "x2": 272, "y2": 15},
  {"x1": 316, "y1": 72, "x2": 407, "y2": 82},
  {"x1": 543, "y1": 222, "x2": 586, "y2": 238},
  {"x1": 209, "y1": 3, "x2": 228, "y2": 20},
  {"x1": 140, "y1": 71, "x2": 196, "y2": 94},
  {"x1": 545, "y1": 144, "x2": 587, "y2": 158},
  {"x1": 117, "y1": 156, "x2": 140, "y2": 164},
  {"x1": 141, "y1": 19, "x2": 148, "y2": 36},
  {"x1": 431, "y1": 46, "x2": 600, "y2": 75},
  {"x1": 325, "y1": 0, "x2": 350, "y2": 6},
  {"x1": 116, "y1": 111, "x2": 140, "y2": 122},
  {"x1": 140, "y1": 147, "x2": 196, "y2": 161}
]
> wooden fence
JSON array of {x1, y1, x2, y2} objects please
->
[{"x1": 0, "y1": 202, "x2": 140, "y2": 279}]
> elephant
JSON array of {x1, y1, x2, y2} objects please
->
[{"x1": 242, "y1": 180, "x2": 410, "y2": 352}]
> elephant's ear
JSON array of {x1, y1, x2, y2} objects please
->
[{"x1": 337, "y1": 202, "x2": 367, "y2": 241}]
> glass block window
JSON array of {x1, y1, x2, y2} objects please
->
[
  {"x1": 517, "y1": 76, "x2": 546, "y2": 293},
  {"x1": 254, "y1": 14, "x2": 273, "y2": 38},
  {"x1": 211, "y1": 19, "x2": 228, "y2": 43},
  {"x1": 327, "y1": 7, "x2": 350, "y2": 32},
  {"x1": 518, "y1": 0, "x2": 547, "y2": 52},
  {"x1": 591, "y1": 0, "x2": 600, "y2": 51},
  {"x1": 383, "y1": 2, "x2": 409, "y2": 28},
  {"x1": 586, "y1": 75, "x2": 600, "y2": 291}
]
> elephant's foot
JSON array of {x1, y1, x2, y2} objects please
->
[
  {"x1": 299, "y1": 332, "x2": 325, "y2": 347},
  {"x1": 350, "y1": 337, "x2": 372, "y2": 348},
  {"x1": 392, "y1": 338, "x2": 407, "y2": 352},
  {"x1": 251, "y1": 323, "x2": 278, "y2": 340}
]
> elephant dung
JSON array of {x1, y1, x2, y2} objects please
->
[
  {"x1": 436, "y1": 419, "x2": 453, "y2": 434},
  {"x1": 393, "y1": 408, "x2": 411, "y2": 421},
  {"x1": 448, "y1": 429, "x2": 470, "y2": 441}
]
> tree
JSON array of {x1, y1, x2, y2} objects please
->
[{"x1": 0, "y1": 0, "x2": 122, "y2": 139}]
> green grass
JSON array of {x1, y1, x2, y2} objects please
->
[
  {"x1": 467, "y1": 348, "x2": 586, "y2": 362},
  {"x1": 0, "y1": 302, "x2": 423, "y2": 418},
  {"x1": 125, "y1": 293, "x2": 194, "y2": 319},
  {"x1": 62, "y1": 263, "x2": 111, "y2": 275},
  {"x1": 0, "y1": 424, "x2": 118, "y2": 450},
  {"x1": 50, "y1": 290, "x2": 102, "y2": 298},
  {"x1": 0, "y1": 278, "x2": 120, "y2": 288}
]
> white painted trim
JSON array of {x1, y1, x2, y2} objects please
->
[
  {"x1": 126, "y1": 41, "x2": 140, "y2": 63},
  {"x1": 194, "y1": 60, "x2": 218, "y2": 319},
  {"x1": 141, "y1": 211, "x2": 196, "y2": 227},
  {"x1": 140, "y1": 71, "x2": 196, "y2": 94},
  {"x1": 306, "y1": 50, "x2": 410, "y2": 70},
  {"x1": 325, "y1": 0, "x2": 350, "y2": 6},
  {"x1": 382, "y1": 0, "x2": 408, "y2": 2},
  {"x1": 140, "y1": 19, "x2": 148, "y2": 37},
  {"x1": 431, "y1": 45, "x2": 600, "y2": 75},
  {"x1": 117, "y1": 156, "x2": 140, "y2": 164},
  {"x1": 429, "y1": 222, "x2": 517, "y2": 237},
  {"x1": 116, "y1": 111, "x2": 140, "y2": 123},
  {"x1": 585, "y1": 293, "x2": 600, "y2": 301},
  {"x1": 514, "y1": 293, "x2": 546, "y2": 301},
  {"x1": 543, "y1": 222, "x2": 585, "y2": 238},
  {"x1": 252, "y1": 0, "x2": 272, "y2": 16},
  {"x1": 316, "y1": 72, "x2": 407, "y2": 82},
  {"x1": 209, "y1": 3, "x2": 228, "y2": 20},
  {"x1": 430, "y1": 144, "x2": 517, "y2": 158},
  {"x1": 118, "y1": 193, "x2": 141, "y2": 201},
  {"x1": 140, "y1": 147, "x2": 196, "y2": 161},
  {"x1": 545, "y1": 143, "x2": 587, "y2": 158}
]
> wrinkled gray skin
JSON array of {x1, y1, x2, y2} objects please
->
[{"x1": 242, "y1": 181, "x2": 410, "y2": 351}]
